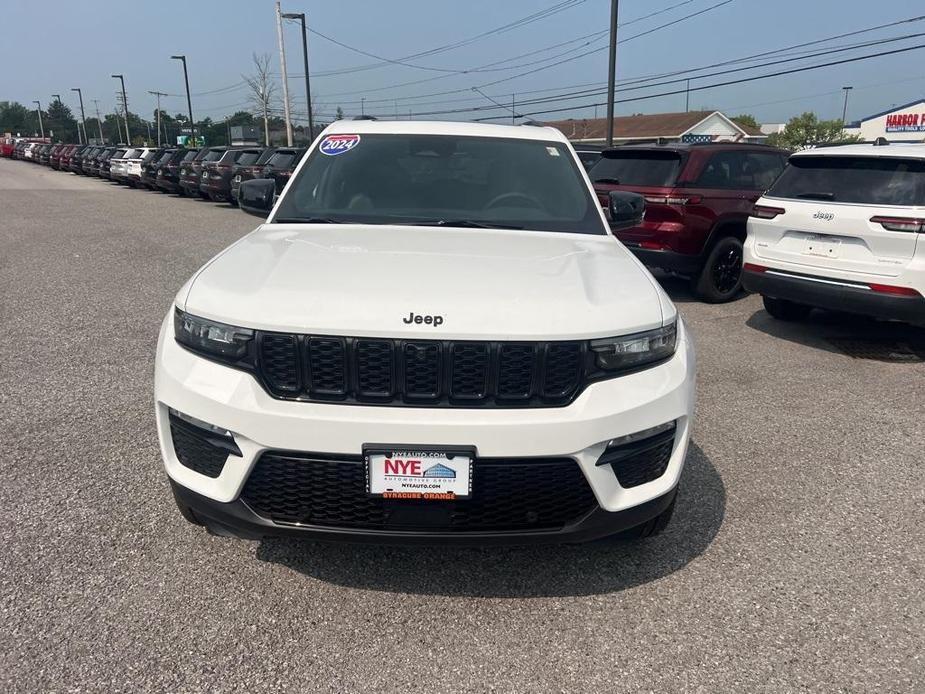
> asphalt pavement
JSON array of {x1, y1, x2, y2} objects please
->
[{"x1": 0, "y1": 159, "x2": 922, "y2": 693}]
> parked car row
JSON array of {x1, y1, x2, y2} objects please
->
[
  {"x1": 7, "y1": 140, "x2": 307, "y2": 204},
  {"x1": 587, "y1": 139, "x2": 924, "y2": 324}
]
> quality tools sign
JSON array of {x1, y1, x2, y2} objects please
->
[{"x1": 885, "y1": 112, "x2": 925, "y2": 132}]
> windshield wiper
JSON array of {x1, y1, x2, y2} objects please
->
[
  {"x1": 593, "y1": 177, "x2": 621, "y2": 185},
  {"x1": 794, "y1": 192, "x2": 836, "y2": 200},
  {"x1": 273, "y1": 217, "x2": 345, "y2": 224},
  {"x1": 406, "y1": 219, "x2": 524, "y2": 230}
]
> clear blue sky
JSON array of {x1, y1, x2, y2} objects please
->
[{"x1": 3, "y1": 0, "x2": 925, "y2": 126}]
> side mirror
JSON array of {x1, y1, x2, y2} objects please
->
[
  {"x1": 607, "y1": 190, "x2": 645, "y2": 231},
  {"x1": 239, "y1": 178, "x2": 276, "y2": 217}
]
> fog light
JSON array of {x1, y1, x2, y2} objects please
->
[
  {"x1": 168, "y1": 407, "x2": 234, "y2": 439},
  {"x1": 596, "y1": 421, "x2": 677, "y2": 488}
]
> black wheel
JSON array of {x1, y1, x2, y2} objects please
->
[
  {"x1": 762, "y1": 295, "x2": 812, "y2": 321},
  {"x1": 624, "y1": 494, "x2": 677, "y2": 540},
  {"x1": 171, "y1": 486, "x2": 204, "y2": 526},
  {"x1": 693, "y1": 236, "x2": 744, "y2": 303}
]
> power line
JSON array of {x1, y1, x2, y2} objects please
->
[{"x1": 473, "y1": 41, "x2": 925, "y2": 120}]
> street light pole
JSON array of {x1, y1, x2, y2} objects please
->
[
  {"x1": 33, "y1": 100, "x2": 45, "y2": 139},
  {"x1": 281, "y1": 11, "x2": 314, "y2": 139},
  {"x1": 51, "y1": 94, "x2": 64, "y2": 143},
  {"x1": 111, "y1": 74, "x2": 130, "y2": 143},
  {"x1": 841, "y1": 86, "x2": 854, "y2": 125},
  {"x1": 71, "y1": 88, "x2": 87, "y2": 144},
  {"x1": 171, "y1": 56, "x2": 195, "y2": 146},
  {"x1": 275, "y1": 2, "x2": 294, "y2": 146},
  {"x1": 605, "y1": 0, "x2": 620, "y2": 146}
]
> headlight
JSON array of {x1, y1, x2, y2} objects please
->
[
  {"x1": 174, "y1": 309, "x2": 253, "y2": 360},
  {"x1": 590, "y1": 320, "x2": 677, "y2": 372}
]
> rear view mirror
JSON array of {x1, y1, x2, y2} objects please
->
[
  {"x1": 607, "y1": 190, "x2": 645, "y2": 231},
  {"x1": 239, "y1": 179, "x2": 276, "y2": 217}
]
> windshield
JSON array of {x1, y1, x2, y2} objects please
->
[
  {"x1": 274, "y1": 133, "x2": 603, "y2": 234},
  {"x1": 590, "y1": 150, "x2": 683, "y2": 187},
  {"x1": 766, "y1": 155, "x2": 925, "y2": 206},
  {"x1": 267, "y1": 151, "x2": 297, "y2": 169},
  {"x1": 237, "y1": 151, "x2": 261, "y2": 166},
  {"x1": 256, "y1": 148, "x2": 275, "y2": 165}
]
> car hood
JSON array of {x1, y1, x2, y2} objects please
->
[{"x1": 181, "y1": 224, "x2": 670, "y2": 340}]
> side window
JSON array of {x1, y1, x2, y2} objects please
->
[
  {"x1": 746, "y1": 152, "x2": 786, "y2": 190},
  {"x1": 694, "y1": 151, "x2": 748, "y2": 188}
]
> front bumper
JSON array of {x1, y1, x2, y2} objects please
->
[
  {"x1": 155, "y1": 315, "x2": 696, "y2": 542},
  {"x1": 743, "y1": 268, "x2": 925, "y2": 325}
]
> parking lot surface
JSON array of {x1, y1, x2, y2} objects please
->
[{"x1": 1, "y1": 159, "x2": 922, "y2": 692}]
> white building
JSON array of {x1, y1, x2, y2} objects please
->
[{"x1": 844, "y1": 99, "x2": 925, "y2": 142}]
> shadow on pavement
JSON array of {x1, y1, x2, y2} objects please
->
[
  {"x1": 649, "y1": 270, "x2": 748, "y2": 306},
  {"x1": 746, "y1": 307, "x2": 925, "y2": 360},
  {"x1": 254, "y1": 442, "x2": 725, "y2": 598}
]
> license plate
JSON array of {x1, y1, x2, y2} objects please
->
[
  {"x1": 365, "y1": 448, "x2": 473, "y2": 500},
  {"x1": 804, "y1": 235, "x2": 840, "y2": 258}
]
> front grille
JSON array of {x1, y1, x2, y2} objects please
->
[
  {"x1": 256, "y1": 334, "x2": 585, "y2": 407},
  {"x1": 240, "y1": 452, "x2": 597, "y2": 532},
  {"x1": 168, "y1": 413, "x2": 236, "y2": 478}
]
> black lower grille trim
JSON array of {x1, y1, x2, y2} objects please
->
[
  {"x1": 168, "y1": 413, "x2": 238, "y2": 478},
  {"x1": 596, "y1": 424, "x2": 676, "y2": 488},
  {"x1": 240, "y1": 452, "x2": 597, "y2": 532}
]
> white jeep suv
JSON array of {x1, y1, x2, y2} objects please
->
[
  {"x1": 155, "y1": 120, "x2": 696, "y2": 544},
  {"x1": 744, "y1": 143, "x2": 925, "y2": 325}
]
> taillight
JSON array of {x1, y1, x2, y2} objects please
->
[
  {"x1": 750, "y1": 205, "x2": 786, "y2": 219},
  {"x1": 869, "y1": 216, "x2": 925, "y2": 233},
  {"x1": 868, "y1": 283, "x2": 921, "y2": 297},
  {"x1": 743, "y1": 263, "x2": 768, "y2": 273},
  {"x1": 643, "y1": 195, "x2": 702, "y2": 205}
]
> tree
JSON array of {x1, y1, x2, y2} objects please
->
[
  {"x1": 243, "y1": 52, "x2": 277, "y2": 146},
  {"x1": 46, "y1": 100, "x2": 78, "y2": 142},
  {"x1": 766, "y1": 112, "x2": 861, "y2": 151},
  {"x1": 0, "y1": 101, "x2": 35, "y2": 137},
  {"x1": 335, "y1": 106, "x2": 344, "y2": 121},
  {"x1": 731, "y1": 113, "x2": 759, "y2": 131}
]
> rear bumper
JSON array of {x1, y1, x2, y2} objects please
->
[
  {"x1": 624, "y1": 244, "x2": 703, "y2": 274},
  {"x1": 743, "y1": 268, "x2": 925, "y2": 324},
  {"x1": 172, "y1": 478, "x2": 678, "y2": 544}
]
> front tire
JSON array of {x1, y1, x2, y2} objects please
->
[
  {"x1": 693, "y1": 236, "x2": 744, "y2": 303},
  {"x1": 762, "y1": 295, "x2": 812, "y2": 321}
]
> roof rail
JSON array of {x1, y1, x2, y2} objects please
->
[
  {"x1": 873, "y1": 137, "x2": 890, "y2": 146},
  {"x1": 352, "y1": 115, "x2": 377, "y2": 121}
]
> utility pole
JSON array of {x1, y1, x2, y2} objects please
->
[
  {"x1": 281, "y1": 11, "x2": 314, "y2": 139},
  {"x1": 114, "y1": 110, "x2": 123, "y2": 144},
  {"x1": 841, "y1": 86, "x2": 854, "y2": 124},
  {"x1": 512, "y1": 94, "x2": 515, "y2": 125},
  {"x1": 51, "y1": 94, "x2": 65, "y2": 142},
  {"x1": 111, "y1": 74, "x2": 130, "y2": 143},
  {"x1": 605, "y1": 0, "x2": 619, "y2": 146},
  {"x1": 361, "y1": 97, "x2": 366, "y2": 116},
  {"x1": 70, "y1": 88, "x2": 87, "y2": 144},
  {"x1": 91, "y1": 99, "x2": 105, "y2": 142},
  {"x1": 148, "y1": 90, "x2": 167, "y2": 147},
  {"x1": 170, "y1": 55, "x2": 195, "y2": 146},
  {"x1": 275, "y1": 2, "x2": 294, "y2": 146},
  {"x1": 33, "y1": 100, "x2": 45, "y2": 139},
  {"x1": 685, "y1": 79, "x2": 691, "y2": 112}
]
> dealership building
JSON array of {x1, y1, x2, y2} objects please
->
[
  {"x1": 544, "y1": 110, "x2": 766, "y2": 145},
  {"x1": 845, "y1": 98, "x2": 925, "y2": 142}
]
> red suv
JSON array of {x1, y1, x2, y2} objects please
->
[{"x1": 591, "y1": 142, "x2": 788, "y2": 302}]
